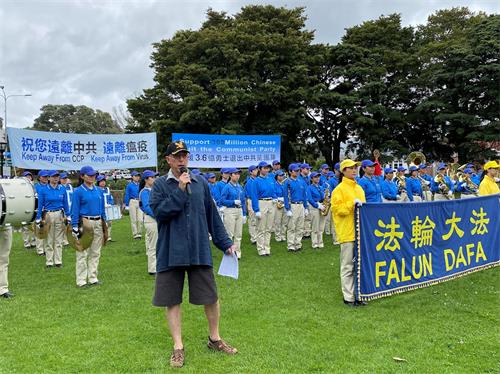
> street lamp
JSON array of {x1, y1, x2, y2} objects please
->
[
  {"x1": 0, "y1": 85, "x2": 32, "y2": 130},
  {"x1": 0, "y1": 139, "x2": 7, "y2": 178}
]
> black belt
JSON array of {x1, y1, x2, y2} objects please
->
[
  {"x1": 259, "y1": 198, "x2": 272, "y2": 201},
  {"x1": 82, "y1": 216, "x2": 101, "y2": 221},
  {"x1": 291, "y1": 202, "x2": 303, "y2": 204},
  {"x1": 46, "y1": 209, "x2": 63, "y2": 213}
]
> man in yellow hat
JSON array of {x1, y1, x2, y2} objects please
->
[{"x1": 479, "y1": 161, "x2": 500, "y2": 196}]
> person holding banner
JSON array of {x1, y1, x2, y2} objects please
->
[
  {"x1": 34, "y1": 170, "x2": 49, "y2": 256},
  {"x1": 284, "y1": 163, "x2": 308, "y2": 252},
  {"x1": 244, "y1": 165, "x2": 258, "y2": 245},
  {"x1": 220, "y1": 168, "x2": 246, "y2": 259},
  {"x1": 139, "y1": 170, "x2": 159, "y2": 275},
  {"x1": 331, "y1": 159, "x2": 366, "y2": 307},
  {"x1": 124, "y1": 171, "x2": 143, "y2": 240},
  {"x1": 381, "y1": 167, "x2": 400, "y2": 202},
  {"x1": 273, "y1": 170, "x2": 287, "y2": 242},
  {"x1": 60, "y1": 172, "x2": 73, "y2": 246},
  {"x1": 406, "y1": 166, "x2": 424, "y2": 202},
  {"x1": 97, "y1": 175, "x2": 114, "y2": 242},
  {"x1": 36, "y1": 170, "x2": 70, "y2": 268},
  {"x1": 150, "y1": 141, "x2": 237, "y2": 368},
  {"x1": 307, "y1": 172, "x2": 327, "y2": 249},
  {"x1": 478, "y1": 161, "x2": 500, "y2": 196},
  {"x1": 71, "y1": 166, "x2": 106, "y2": 288},
  {"x1": 0, "y1": 226, "x2": 13, "y2": 298}
]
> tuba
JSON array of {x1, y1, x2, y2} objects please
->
[
  {"x1": 407, "y1": 151, "x2": 426, "y2": 167},
  {"x1": 321, "y1": 187, "x2": 331, "y2": 217}
]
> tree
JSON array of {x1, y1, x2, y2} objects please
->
[{"x1": 32, "y1": 104, "x2": 122, "y2": 134}]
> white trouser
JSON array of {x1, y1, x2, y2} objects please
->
[
  {"x1": 310, "y1": 207, "x2": 326, "y2": 248},
  {"x1": 303, "y1": 207, "x2": 312, "y2": 236},
  {"x1": 22, "y1": 226, "x2": 35, "y2": 247},
  {"x1": 256, "y1": 200, "x2": 275, "y2": 255},
  {"x1": 75, "y1": 219, "x2": 103, "y2": 286},
  {"x1": 0, "y1": 226, "x2": 13, "y2": 294},
  {"x1": 46, "y1": 211, "x2": 65, "y2": 266},
  {"x1": 340, "y1": 241, "x2": 355, "y2": 302},
  {"x1": 287, "y1": 204, "x2": 304, "y2": 250},
  {"x1": 246, "y1": 199, "x2": 257, "y2": 243},
  {"x1": 223, "y1": 207, "x2": 243, "y2": 259},
  {"x1": 143, "y1": 215, "x2": 158, "y2": 273},
  {"x1": 129, "y1": 199, "x2": 143, "y2": 237},
  {"x1": 273, "y1": 205, "x2": 288, "y2": 242}
]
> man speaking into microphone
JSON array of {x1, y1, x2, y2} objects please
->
[{"x1": 150, "y1": 140, "x2": 238, "y2": 368}]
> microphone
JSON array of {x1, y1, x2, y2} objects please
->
[{"x1": 179, "y1": 166, "x2": 191, "y2": 195}]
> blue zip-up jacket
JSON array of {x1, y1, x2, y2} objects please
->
[
  {"x1": 406, "y1": 177, "x2": 423, "y2": 201},
  {"x1": 139, "y1": 187, "x2": 154, "y2": 217},
  {"x1": 326, "y1": 177, "x2": 339, "y2": 192},
  {"x1": 244, "y1": 177, "x2": 255, "y2": 201},
  {"x1": 283, "y1": 177, "x2": 308, "y2": 211},
  {"x1": 358, "y1": 175, "x2": 383, "y2": 202},
  {"x1": 307, "y1": 183, "x2": 325, "y2": 209},
  {"x1": 274, "y1": 180, "x2": 286, "y2": 199},
  {"x1": 149, "y1": 171, "x2": 232, "y2": 272},
  {"x1": 381, "y1": 179, "x2": 398, "y2": 201},
  {"x1": 71, "y1": 183, "x2": 106, "y2": 227},
  {"x1": 220, "y1": 182, "x2": 247, "y2": 216},
  {"x1": 319, "y1": 174, "x2": 328, "y2": 186},
  {"x1": 299, "y1": 174, "x2": 310, "y2": 186},
  {"x1": 208, "y1": 182, "x2": 217, "y2": 201},
  {"x1": 36, "y1": 183, "x2": 70, "y2": 220},
  {"x1": 249, "y1": 175, "x2": 277, "y2": 213},
  {"x1": 215, "y1": 180, "x2": 228, "y2": 207},
  {"x1": 124, "y1": 181, "x2": 140, "y2": 206}
]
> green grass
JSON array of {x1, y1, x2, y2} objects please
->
[{"x1": 0, "y1": 217, "x2": 498, "y2": 373}]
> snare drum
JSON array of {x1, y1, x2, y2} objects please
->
[
  {"x1": 0, "y1": 178, "x2": 38, "y2": 227},
  {"x1": 105, "y1": 205, "x2": 122, "y2": 221}
]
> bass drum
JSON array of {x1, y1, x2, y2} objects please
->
[{"x1": 0, "y1": 178, "x2": 38, "y2": 227}]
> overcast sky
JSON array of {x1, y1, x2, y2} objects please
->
[{"x1": 1, "y1": 0, "x2": 498, "y2": 129}]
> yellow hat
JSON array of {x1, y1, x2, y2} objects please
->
[
  {"x1": 340, "y1": 159, "x2": 361, "y2": 171},
  {"x1": 484, "y1": 161, "x2": 499, "y2": 170}
]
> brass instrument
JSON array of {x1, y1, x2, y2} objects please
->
[
  {"x1": 396, "y1": 175, "x2": 406, "y2": 194},
  {"x1": 434, "y1": 173, "x2": 451, "y2": 199},
  {"x1": 457, "y1": 172, "x2": 478, "y2": 195},
  {"x1": 407, "y1": 151, "x2": 426, "y2": 167},
  {"x1": 321, "y1": 187, "x2": 331, "y2": 217}
]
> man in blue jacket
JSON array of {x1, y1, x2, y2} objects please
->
[{"x1": 150, "y1": 141, "x2": 237, "y2": 368}]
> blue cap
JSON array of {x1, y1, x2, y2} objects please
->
[
  {"x1": 361, "y1": 160, "x2": 375, "y2": 168},
  {"x1": 466, "y1": 163, "x2": 474, "y2": 168},
  {"x1": 272, "y1": 160, "x2": 281, "y2": 165},
  {"x1": 463, "y1": 168, "x2": 473, "y2": 174},
  {"x1": 326, "y1": 171, "x2": 335, "y2": 177},
  {"x1": 310, "y1": 171, "x2": 320, "y2": 178},
  {"x1": 333, "y1": 162, "x2": 340, "y2": 171},
  {"x1": 397, "y1": 166, "x2": 407, "y2": 172},
  {"x1": 220, "y1": 168, "x2": 230, "y2": 174},
  {"x1": 300, "y1": 163, "x2": 312, "y2": 169},
  {"x1": 437, "y1": 163, "x2": 447, "y2": 170},
  {"x1": 227, "y1": 167, "x2": 241, "y2": 174},
  {"x1": 131, "y1": 171, "x2": 140, "y2": 177},
  {"x1": 248, "y1": 165, "x2": 257, "y2": 172},
  {"x1": 142, "y1": 170, "x2": 158, "y2": 179},
  {"x1": 38, "y1": 170, "x2": 49, "y2": 177},
  {"x1": 21, "y1": 171, "x2": 33, "y2": 177},
  {"x1": 274, "y1": 170, "x2": 284, "y2": 177},
  {"x1": 258, "y1": 161, "x2": 270, "y2": 168},
  {"x1": 48, "y1": 170, "x2": 60, "y2": 177},
  {"x1": 409, "y1": 165, "x2": 418, "y2": 172},
  {"x1": 60, "y1": 172, "x2": 68, "y2": 179},
  {"x1": 206, "y1": 172, "x2": 216, "y2": 179},
  {"x1": 191, "y1": 169, "x2": 201, "y2": 175},
  {"x1": 80, "y1": 166, "x2": 97, "y2": 176},
  {"x1": 320, "y1": 164, "x2": 329, "y2": 169},
  {"x1": 384, "y1": 167, "x2": 395, "y2": 174},
  {"x1": 419, "y1": 164, "x2": 427, "y2": 170},
  {"x1": 288, "y1": 163, "x2": 300, "y2": 172},
  {"x1": 96, "y1": 174, "x2": 106, "y2": 182}
]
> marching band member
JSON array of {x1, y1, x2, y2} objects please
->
[
  {"x1": 273, "y1": 170, "x2": 287, "y2": 242},
  {"x1": 331, "y1": 159, "x2": 366, "y2": 307},
  {"x1": 478, "y1": 161, "x2": 500, "y2": 196},
  {"x1": 20, "y1": 171, "x2": 36, "y2": 248},
  {"x1": 432, "y1": 163, "x2": 455, "y2": 201},
  {"x1": 206, "y1": 173, "x2": 217, "y2": 199},
  {"x1": 214, "y1": 168, "x2": 230, "y2": 218},
  {"x1": 71, "y1": 166, "x2": 106, "y2": 288},
  {"x1": 269, "y1": 160, "x2": 281, "y2": 179},
  {"x1": 249, "y1": 161, "x2": 277, "y2": 256},
  {"x1": 406, "y1": 166, "x2": 424, "y2": 202},
  {"x1": 468, "y1": 165, "x2": 481, "y2": 187},
  {"x1": 381, "y1": 167, "x2": 400, "y2": 202},
  {"x1": 124, "y1": 171, "x2": 143, "y2": 239},
  {"x1": 0, "y1": 225, "x2": 13, "y2": 298},
  {"x1": 220, "y1": 168, "x2": 246, "y2": 259},
  {"x1": 139, "y1": 170, "x2": 159, "y2": 275},
  {"x1": 34, "y1": 170, "x2": 49, "y2": 256},
  {"x1": 456, "y1": 168, "x2": 478, "y2": 198},
  {"x1": 36, "y1": 170, "x2": 70, "y2": 268},
  {"x1": 283, "y1": 163, "x2": 308, "y2": 252},
  {"x1": 418, "y1": 165, "x2": 433, "y2": 201},
  {"x1": 307, "y1": 172, "x2": 327, "y2": 249},
  {"x1": 244, "y1": 165, "x2": 258, "y2": 245},
  {"x1": 357, "y1": 160, "x2": 382, "y2": 203},
  {"x1": 97, "y1": 175, "x2": 114, "y2": 241},
  {"x1": 299, "y1": 163, "x2": 312, "y2": 238},
  {"x1": 395, "y1": 166, "x2": 409, "y2": 202},
  {"x1": 324, "y1": 171, "x2": 336, "y2": 236},
  {"x1": 319, "y1": 164, "x2": 330, "y2": 185},
  {"x1": 60, "y1": 172, "x2": 73, "y2": 246}
]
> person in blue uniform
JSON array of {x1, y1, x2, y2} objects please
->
[
  {"x1": 283, "y1": 163, "x2": 308, "y2": 252},
  {"x1": 381, "y1": 167, "x2": 400, "y2": 202},
  {"x1": 319, "y1": 164, "x2": 330, "y2": 185},
  {"x1": 34, "y1": 170, "x2": 49, "y2": 255},
  {"x1": 214, "y1": 168, "x2": 230, "y2": 208},
  {"x1": 299, "y1": 163, "x2": 312, "y2": 237},
  {"x1": 395, "y1": 166, "x2": 409, "y2": 202},
  {"x1": 244, "y1": 165, "x2": 258, "y2": 245},
  {"x1": 323, "y1": 170, "x2": 336, "y2": 237},
  {"x1": 97, "y1": 175, "x2": 115, "y2": 242},
  {"x1": 307, "y1": 172, "x2": 327, "y2": 249},
  {"x1": 139, "y1": 170, "x2": 159, "y2": 274},
  {"x1": 20, "y1": 171, "x2": 37, "y2": 248},
  {"x1": 36, "y1": 170, "x2": 70, "y2": 268},
  {"x1": 149, "y1": 141, "x2": 237, "y2": 368},
  {"x1": 418, "y1": 165, "x2": 433, "y2": 201},
  {"x1": 205, "y1": 173, "x2": 217, "y2": 201},
  {"x1": 273, "y1": 170, "x2": 287, "y2": 242},
  {"x1": 60, "y1": 172, "x2": 73, "y2": 246},
  {"x1": 249, "y1": 161, "x2": 277, "y2": 256},
  {"x1": 220, "y1": 168, "x2": 246, "y2": 259},
  {"x1": 71, "y1": 166, "x2": 106, "y2": 288},
  {"x1": 269, "y1": 160, "x2": 281, "y2": 179},
  {"x1": 124, "y1": 171, "x2": 143, "y2": 239},
  {"x1": 431, "y1": 163, "x2": 455, "y2": 200},
  {"x1": 457, "y1": 168, "x2": 479, "y2": 198},
  {"x1": 357, "y1": 160, "x2": 382, "y2": 202},
  {"x1": 406, "y1": 166, "x2": 424, "y2": 202}
]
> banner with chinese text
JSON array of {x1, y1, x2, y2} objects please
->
[
  {"x1": 356, "y1": 195, "x2": 500, "y2": 301},
  {"x1": 171, "y1": 133, "x2": 281, "y2": 168},
  {"x1": 7, "y1": 128, "x2": 157, "y2": 170}
]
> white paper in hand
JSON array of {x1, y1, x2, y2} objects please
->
[{"x1": 218, "y1": 253, "x2": 239, "y2": 279}]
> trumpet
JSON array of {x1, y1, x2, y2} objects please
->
[
  {"x1": 395, "y1": 175, "x2": 406, "y2": 194},
  {"x1": 457, "y1": 172, "x2": 478, "y2": 195},
  {"x1": 434, "y1": 173, "x2": 451, "y2": 199}
]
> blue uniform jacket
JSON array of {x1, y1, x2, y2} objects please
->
[
  {"x1": 381, "y1": 179, "x2": 398, "y2": 200},
  {"x1": 274, "y1": 180, "x2": 286, "y2": 199},
  {"x1": 358, "y1": 175, "x2": 383, "y2": 203},
  {"x1": 406, "y1": 177, "x2": 423, "y2": 201},
  {"x1": 326, "y1": 177, "x2": 339, "y2": 192},
  {"x1": 283, "y1": 177, "x2": 308, "y2": 211},
  {"x1": 139, "y1": 187, "x2": 155, "y2": 217},
  {"x1": 431, "y1": 175, "x2": 455, "y2": 193},
  {"x1": 244, "y1": 177, "x2": 255, "y2": 201},
  {"x1": 36, "y1": 184, "x2": 70, "y2": 220},
  {"x1": 249, "y1": 175, "x2": 277, "y2": 213},
  {"x1": 99, "y1": 186, "x2": 114, "y2": 206},
  {"x1": 220, "y1": 182, "x2": 247, "y2": 216},
  {"x1": 124, "y1": 181, "x2": 140, "y2": 206},
  {"x1": 214, "y1": 180, "x2": 228, "y2": 207},
  {"x1": 150, "y1": 173, "x2": 232, "y2": 272},
  {"x1": 307, "y1": 183, "x2": 325, "y2": 208},
  {"x1": 71, "y1": 183, "x2": 106, "y2": 227},
  {"x1": 64, "y1": 183, "x2": 74, "y2": 210}
]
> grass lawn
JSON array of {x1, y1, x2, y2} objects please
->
[{"x1": 0, "y1": 217, "x2": 498, "y2": 373}]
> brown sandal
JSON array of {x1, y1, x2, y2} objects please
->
[
  {"x1": 170, "y1": 348, "x2": 185, "y2": 368},
  {"x1": 207, "y1": 337, "x2": 238, "y2": 355}
]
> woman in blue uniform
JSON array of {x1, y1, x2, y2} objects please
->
[
  {"x1": 307, "y1": 172, "x2": 327, "y2": 249},
  {"x1": 97, "y1": 175, "x2": 114, "y2": 241},
  {"x1": 139, "y1": 170, "x2": 159, "y2": 275}
]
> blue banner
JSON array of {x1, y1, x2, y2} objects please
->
[
  {"x1": 6, "y1": 128, "x2": 157, "y2": 170},
  {"x1": 356, "y1": 195, "x2": 500, "y2": 301},
  {"x1": 171, "y1": 133, "x2": 281, "y2": 168}
]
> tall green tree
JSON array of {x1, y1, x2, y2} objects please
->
[{"x1": 32, "y1": 104, "x2": 122, "y2": 134}]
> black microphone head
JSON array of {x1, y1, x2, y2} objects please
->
[{"x1": 179, "y1": 167, "x2": 188, "y2": 174}]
